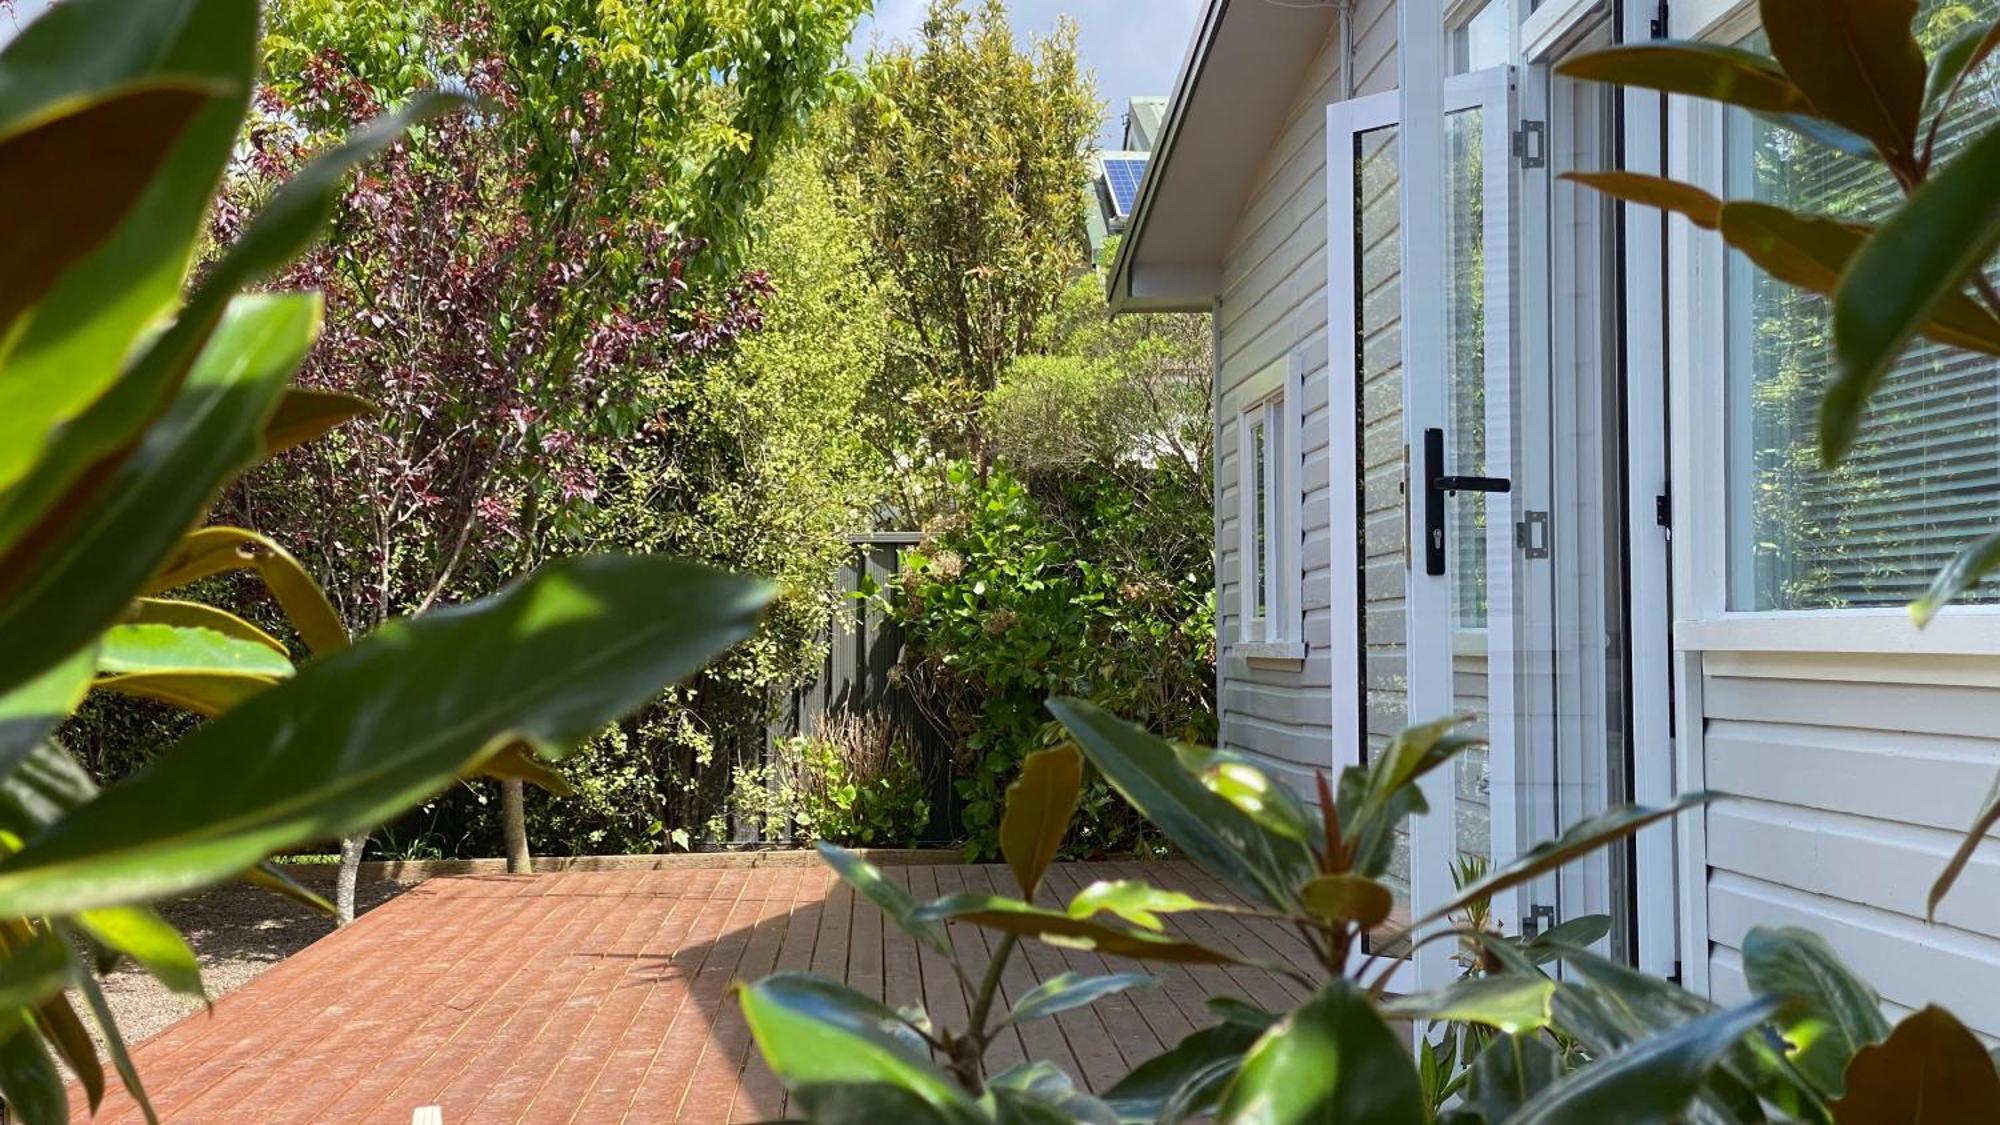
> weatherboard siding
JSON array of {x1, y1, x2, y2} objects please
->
[{"x1": 1213, "y1": 2, "x2": 1395, "y2": 786}]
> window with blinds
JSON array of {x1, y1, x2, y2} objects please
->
[{"x1": 1725, "y1": 3, "x2": 2000, "y2": 611}]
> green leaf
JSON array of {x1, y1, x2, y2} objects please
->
[
  {"x1": 1828, "y1": 125, "x2": 2000, "y2": 464},
  {"x1": 817, "y1": 842, "x2": 951, "y2": 958},
  {"x1": 1417, "y1": 794, "x2": 1717, "y2": 929},
  {"x1": 123, "y1": 598, "x2": 287, "y2": 656},
  {"x1": 0, "y1": 739, "x2": 97, "y2": 840},
  {"x1": 0, "y1": 556, "x2": 768, "y2": 916},
  {"x1": 478, "y1": 740, "x2": 575, "y2": 797},
  {"x1": 988, "y1": 1062, "x2": 1119, "y2": 1125},
  {"x1": 1560, "y1": 171, "x2": 1723, "y2": 229},
  {"x1": 34, "y1": 991, "x2": 103, "y2": 1113},
  {"x1": 0, "y1": 82, "x2": 216, "y2": 341},
  {"x1": 147, "y1": 526, "x2": 349, "y2": 654},
  {"x1": 1381, "y1": 975, "x2": 1557, "y2": 1035},
  {"x1": 92, "y1": 670, "x2": 278, "y2": 718},
  {"x1": 1049, "y1": 699, "x2": 1310, "y2": 910},
  {"x1": 1003, "y1": 971, "x2": 1154, "y2": 1028},
  {"x1": 0, "y1": 646, "x2": 93, "y2": 777},
  {"x1": 914, "y1": 892, "x2": 1246, "y2": 966},
  {"x1": 258, "y1": 387, "x2": 373, "y2": 457},
  {"x1": 1830, "y1": 1006, "x2": 2000, "y2": 1123},
  {"x1": 1930, "y1": 768, "x2": 2000, "y2": 920},
  {"x1": 243, "y1": 861, "x2": 332, "y2": 915},
  {"x1": 1522, "y1": 913, "x2": 1614, "y2": 964},
  {"x1": 1466, "y1": 1033, "x2": 1562, "y2": 1123},
  {"x1": 1299, "y1": 873, "x2": 1393, "y2": 930},
  {"x1": 1103, "y1": 1023, "x2": 1261, "y2": 1124},
  {"x1": 1001, "y1": 742, "x2": 1081, "y2": 898},
  {"x1": 1215, "y1": 980, "x2": 1426, "y2": 1125},
  {"x1": 737, "y1": 972, "x2": 983, "y2": 1125},
  {"x1": 74, "y1": 906, "x2": 203, "y2": 998},
  {"x1": 0, "y1": 930, "x2": 73, "y2": 1012},
  {"x1": 1926, "y1": 18, "x2": 2000, "y2": 114},
  {"x1": 97, "y1": 623, "x2": 293, "y2": 679},
  {"x1": 1742, "y1": 926, "x2": 1888, "y2": 1099},
  {"x1": 1761, "y1": 0, "x2": 1927, "y2": 165},
  {"x1": 0, "y1": 292, "x2": 318, "y2": 700},
  {"x1": 1913, "y1": 526, "x2": 2000, "y2": 625},
  {"x1": 1066, "y1": 879, "x2": 1233, "y2": 931},
  {"x1": 68, "y1": 958, "x2": 157, "y2": 1125},
  {"x1": 1555, "y1": 41, "x2": 1814, "y2": 115},
  {"x1": 0, "y1": 1007, "x2": 65, "y2": 1125},
  {"x1": 1511, "y1": 997, "x2": 1783, "y2": 1124}
]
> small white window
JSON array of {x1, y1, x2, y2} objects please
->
[{"x1": 1237, "y1": 354, "x2": 1303, "y2": 652}]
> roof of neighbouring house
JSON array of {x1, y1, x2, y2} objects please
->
[{"x1": 1106, "y1": 0, "x2": 1342, "y2": 314}]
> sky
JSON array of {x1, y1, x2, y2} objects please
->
[{"x1": 849, "y1": 0, "x2": 1207, "y2": 149}]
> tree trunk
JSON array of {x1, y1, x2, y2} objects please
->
[
  {"x1": 335, "y1": 832, "x2": 367, "y2": 926},
  {"x1": 502, "y1": 778, "x2": 532, "y2": 874}
]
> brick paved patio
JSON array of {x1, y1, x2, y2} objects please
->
[{"x1": 68, "y1": 860, "x2": 1314, "y2": 1123}]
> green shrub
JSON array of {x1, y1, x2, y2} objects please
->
[{"x1": 774, "y1": 713, "x2": 933, "y2": 847}]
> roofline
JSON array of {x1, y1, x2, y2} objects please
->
[{"x1": 1105, "y1": 0, "x2": 1229, "y2": 316}]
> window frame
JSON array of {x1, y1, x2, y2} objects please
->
[{"x1": 1234, "y1": 353, "x2": 1305, "y2": 659}]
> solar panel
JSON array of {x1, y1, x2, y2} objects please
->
[{"x1": 1102, "y1": 155, "x2": 1147, "y2": 219}]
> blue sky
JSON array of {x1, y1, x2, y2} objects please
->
[{"x1": 849, "y1": 0, "x2": 1206, "y2": 149}]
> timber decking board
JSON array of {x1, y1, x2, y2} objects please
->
[{"x1": 68, "y1": 862, "x2": 1310, "y2": 1123}]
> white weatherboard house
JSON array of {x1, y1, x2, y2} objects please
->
[{"x1": 1113, "y1": 0, "x2": 2000, "y2": 1013}]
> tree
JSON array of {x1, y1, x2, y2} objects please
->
[
  {"x1": 842, "y1": 0, "x2": 1098, "y2": 477},
  {"x1": 227, "y1": 0, "x2": 868, "y2": 918}
]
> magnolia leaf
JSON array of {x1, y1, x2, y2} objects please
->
[
  {"x1": 1215, "y1": 980, "x2": 1426, "y2": 1125},
  {"x1": 1510, "y1": 997, "x2": 1784, "y2": 1124},
  {"x1": 1066, "y1": 879, "x2": 1232, "y2": 931},
  {"x1": 0, "y1": 556, "x2": 768, "y2": 917},
  {"x1": 68, "y1": 959, "x2": 157, "y2": 1125},
  {"x1": 1926, "y1": 18, "x2": 2000, "y2": 116},
  {"x1": 1761, "y1": 0, "x2": 1926, "y2": 165},
  {"x1": 93, "y1": 670, "x2": 280, "y2": 718},
  {"x1": 0, "y1": 293, "x2": 316, "y2": 700},
  {"x1": 147, "y1": 526, "x2": 348, "y2": 655},
  {"x1": 1555, "y1": 41, "x2": 1814, "y2": 115},
  {"x1": 914, "y1": 892, "x2": 1245, "y2": 966},
  {"x1": 1002, "y1": 971, "x2": 1155, "y2": 1029},
  {"x1": 0, "y1": 930, "x2": 73, "y2": 1012},
  {"x1": 258, "y1": 387, "x2": 373, "y2": 457},
  {"x1": 0, "y1": 646, "x2": 93, "y2": 777},
  {"x1": 1001, "y1": 742, "x2": 1081, "y2": 898},
  {"x1": 1913, "y1": 527, "x2": 2000, "y2": 625},
  {"x1": 818, "y1": 842, "x2": 952, "y2": 958},
  {"x1": 1103, "y1": 1023, "x2": 1261, "y2": 1123},
  {"x1": 477, "y1": 740, "x2": 575, "y2": 797},
  {"x1": 244, "y1": 861, "x2": 333, "y2": 915},
  {"x1": 74, "y1": 906, "x2": 203, "y2": 998},
  {"x1": 122, "y1": 598, "x2": 287, "y2": 656},
  {"x1": 97, "y1": 623, "x2": 293, "y2": 679},
  {"x1": 1742, "y1": 925, "x2": 1887, "y2": 1099},
  {"x1": 35, "y1": 990, "x2": 102, "y2": 1113},
  {"x1": 1299, "y1": 873, "x2": 1393, "y2": 930},
  {"x1": 1829, "y1": 125, "x2": 2000, "y2": 464},
  {"x1": 1467, "y1": 1033, "x2": 1563, "y2": 1122},
  {"x1": 1831, "y1": 1006, "x2": 2000, "y2": 1123},
  {"x1": 1560, "y1": 171, "x2": 1722, "y2": 229},
  {"x1": 0, "y1": 1007, "x2": 64, "y2": 1125},
  {"x1": 737, "y1": 972, "x2": 983, "y2": 1125},
  {"x1": 1381, "y1": 975, "x2": 1557, "y2": 1035}
]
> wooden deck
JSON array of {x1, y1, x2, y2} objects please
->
[{"x1": 68, "y1": 861, "x2": 1313, "y2": 1123}]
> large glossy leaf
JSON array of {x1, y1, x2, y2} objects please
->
[
  {"x1": 0, "y1": 646, "x2": 92, "y2": 778},
  {"x1": 1299, "y1": 873, "x2": 1392, "y2": 930},
  {"x1": 1829, "y1": 125, "x2": 2000, "y2": 464},
  {"x1": 146, "y1": 526, "x2": 348, "y2": 654},
  {"x1": 1512, "y1": 997, "x2": 1783, "y2": 1124},
  {"x1": 35, "y1": 990, "x2": 102, "y2": 1113},
  {"x1": 1003, "y1": 972, "x2": 1155, "y2": 1029},
  {"x1": 0, "y1": 0, "x2": 254, "y2": 498},
  {"x1": 1466, "y1": 1033, "x2": 1562, "y2": 1122},
  {"x1": 0, "y1": 556, "x2": 768, "y2": 916},
  {"x1": 1742, "y1": 926, "x2": 1888, "y2": 1099},
  {"x1": 1761, "y1": 0, "x2": 1926, "y2": 165},
  {"x1": 0, "y1": 740, "x2": 97, "y2": 840},
  {"x1": 1831, "y1": 1005, "x2": 2000, "y2": 1123},
  {"x1": 1215, "y1": 980, "x2": 1425, "y2": 1125},
  {"x1": 74, "y1": 906, "x2": 202, "y2": 998},
  {"x1": 1521, "y1": 913, "x2": 1613, "y2": 964},
  {"x1": 0, "y1": 1008, "x2": 64, "y2": 1125},
  {"x1": 477, "y1": 740, "x2": 575, "y2": 797},
  {"x1": 0, "y1": 293, "x2": 317, "y2": 700},
  {"x1": 1926, "y1": 18, "x2": 2000, "y2": 112},
  {"x1": 1556, "y1": 42, "x2": 1813, "y2": 114},
  {"x1": 68, "y1": 958, "x2": 156, "y2": 1124},
  {"x1": 0, "y1": 83, "x2": 215, "y2": 339},
  {"x1": 1560, "y1": 172, "x2": 1723, "y2": 230},
  {"x1": 97, "y1": 623, "x2": 293, "y2": 680},
  {"x1": 259, "y1": 387, "x2": 373, "y2": 457},
  {"x1": 1066, "y1": 879, "x2": 1234, "y2": 931},
  {"x1": 122, "y1": 598, "x2": 287, "y2": 657},
  {"x1": 737, "y1": 972, "x2": 983, "y2": 1125},
  {"x1": 1001, "y1": 742, "x2": 1081, "y2": 899},
  {"x1": 817, "y1": 842, "x2": 951, "y2": 958},
  {"x1": 1103, "y1": 1023, "x2": 1261, "y2": 1124},
  {"x1": 0, "y1": 930, "x2": 73, "y2": 1012},
  {"x1": 1417, "y1": 794, "x2": 1716, "y2": 929},
  {"x1": 914, "y1": 893, "x2": 1245, "y2": 966},
  {"x1": 1381, "y1": 975, "x2": 1557, "y2": 1035},
  {"x1": 93, "y1": 670, "x2": 277, "y2": 718},
  {"x1": 987, "y1": 1062, "x2": 1119, "y2": 1125},
  {"x1": 1049, "y1": 699, "x2": 1311, "y2": 910}
]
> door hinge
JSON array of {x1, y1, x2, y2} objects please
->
[
  {"x1": 1521, "y1": 903, "x2": 1558, "y2": 940},
  {"x1": 1650, "y1": 0, "x2": 1670, "y2": 39},
  {"x1": 1516, "y1": 510, "x2": 1551, "y2": 559},
  {"x1": 1655, "y1": 487, "x2": 1672, "y2": 540},
  {"x1": 1513, "y1": 120, "x2": 1546, "y2": 168}
]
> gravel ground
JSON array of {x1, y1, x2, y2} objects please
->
[{"x1": 95, "y1": 879, "x2": 412, "y2": 1046}]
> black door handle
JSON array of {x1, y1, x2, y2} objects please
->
[{"x1": 1423, "y1": 427, "x2": 1510, "y2": 577}]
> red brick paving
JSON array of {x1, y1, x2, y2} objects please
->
[{"x1": 68, "y1": 862, "x2": 1310, "y2": 1123}]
